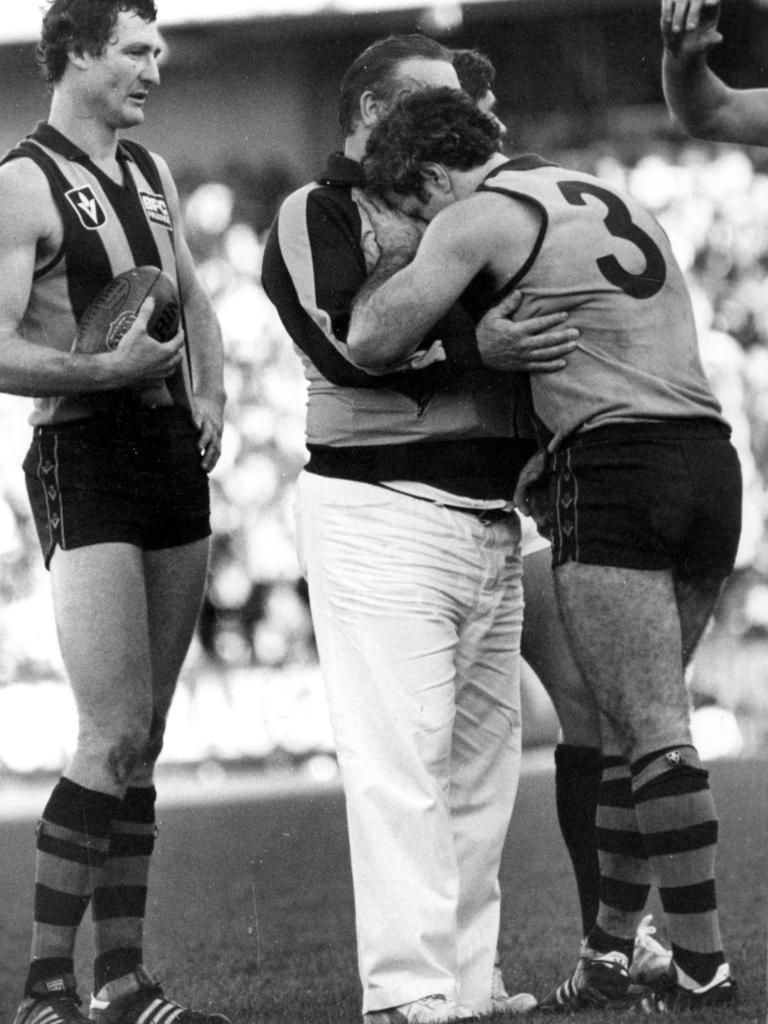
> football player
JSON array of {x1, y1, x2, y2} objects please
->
[
  {"x1": 349, "y1": 87, "x2": 741, "y2": 1014},
  {"x1": 0, "y1": 3, "x2": 226, "y2": 1024}
]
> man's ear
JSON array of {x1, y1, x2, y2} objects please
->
[
  {"x1": 420, "y1": 162, "x2": 452, "y2": 194},
  {"x1": 359, "y1": 90, "x2": 386, "y2": 128},
  {"x1": 67, "y1": 45, "x2": 89, "y2": 70}
]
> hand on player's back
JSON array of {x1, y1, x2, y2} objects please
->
[
  {"x1": 476, "y1": 289, "x2": 579, "y2": 373},
  {"x1": 110, "y1": 296, "x2": 184, "y2": 386}
]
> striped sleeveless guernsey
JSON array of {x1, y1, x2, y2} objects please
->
[
  {"x1": 474, "y1": 157, "x2": 726, "y2": 438},
  {"x1": 1, "y1": 122, "x2": 191, "y2": 425}
]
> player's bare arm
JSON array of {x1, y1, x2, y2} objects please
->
[
  {"x1": 158, "y1": 155, "x2": 225, "y2": 470},
  {"x1": 662, "y1": 0, "x2": 768, "y2": 144},
  {"x1": 354, "y1": 191, "x2": 578, "y2": 373},
  {"x1": 348, "y1": 198, "x2": 492, "y2": 370},
  {"x1": 348, "y1": 191, "x2": 575, "y2": 373},
  {"x1": 0, "y1": 159, "x2": 183, "y2": 395}
]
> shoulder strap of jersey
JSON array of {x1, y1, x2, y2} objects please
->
[
  {"x1": 1, "y1": 139, "x2": 76, "y2": 278},
  {"x1": 119, "y1": 138, "x2": 164, "y2": 195},
  {"x1": 119, "y1": 138, "x2": 195, "y2": 395}
]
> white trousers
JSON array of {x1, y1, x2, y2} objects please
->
[{"x1": 295, "y1": 473, "x2": 524, "y2": 1014}]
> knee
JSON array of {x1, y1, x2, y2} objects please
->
[
  {"x1": 86, "y1": 710, "x2": 156, "y2": 788},
  {"x1": 105, "y1": 732, "x2": 148, "y2": 787}
]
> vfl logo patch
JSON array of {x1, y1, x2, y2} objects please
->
[
  {"x1": 65, "y1": 186, "x2": 107, "y2": 229},
  {"x1": 141, "y1": 191, "x2": 172, "y2": 230}
]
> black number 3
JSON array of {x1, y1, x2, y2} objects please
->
[{"x1": 557, "y1": 180, "x2": 667, "y2": 299}]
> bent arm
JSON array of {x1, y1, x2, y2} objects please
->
[
  {"x1": 661, "y1": 0, "x2": 768, "y2": 144},
  {"x1": 0, "y1": 161, "x2": 172, "y2": 396},
  {"x1": 157, "y1": 157, "x2": 224, "y2": 407},
  {"x1": 348, "y1": 203, "x2": 491, "y2": 371},
  {"x1": 663, "y1": 51, "x2": 768, "y2": 144}
]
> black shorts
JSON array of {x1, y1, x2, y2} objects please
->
[
  {"x1": 23, "y1": 405, "x2": 211, "y2": 569},
  {"x1": 544, "y1": 419, "x2": 742, "y2": 578}
]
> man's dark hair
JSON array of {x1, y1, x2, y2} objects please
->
[
  {"x1": 364, "y1": 87, "x2": 501, "y2": 202},
  {"x1": 452, "y1": 48, "x2": 496, "y2": 103},
  {"x1": 338, "y1": 34, "x2": 452, "y2": 136},
  {"x1": 36, "y1": 0, "x2": 158, "y2": 87}
]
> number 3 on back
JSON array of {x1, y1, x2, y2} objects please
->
[{"x1": 558, "y1": 180, "x2": 667, "y2": 300}]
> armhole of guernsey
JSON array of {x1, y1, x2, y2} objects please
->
[{"x1": 3, "y1": 140, "x2": 73, "y2": 279}]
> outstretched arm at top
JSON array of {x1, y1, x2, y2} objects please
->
[{"x1": 662, "y1": 0, "x2": 768, "y2": 144}]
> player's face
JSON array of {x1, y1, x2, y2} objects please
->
[
  {"x1": 79, "y1": 11, "x2": 163, "y2": 130},
  {"x1": 476, "y1": 88, "x2": 507, "y2": 138},
  {"x1": 390, "y1": 186, "x2": 456, "y2": 223}
]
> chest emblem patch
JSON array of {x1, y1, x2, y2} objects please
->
[
  {"x1": 141, "y1": 191, "x2": 173, "y2": 230},
  {"x1": 65, "y1": 186, "x2": 107, "y2": 229}
]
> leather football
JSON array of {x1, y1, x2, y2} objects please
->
[{"x1": 73, "y1": 266, "x2": 180, "y2": 353}]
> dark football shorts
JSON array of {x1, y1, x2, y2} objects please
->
[
  {"x1": 543, "y1": 419, "x2": 742, "y2": 578},
  {"x1": 23, "y1": 405, "x2": 211, "y2": 569}
]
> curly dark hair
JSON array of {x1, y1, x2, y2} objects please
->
[
  {"x1": 451, "y1": 48, "x2": 496, "y2": 104},
  {"x1": 363, "y1": 87, "x2": 501, "y2": 202},
  {"x1": 338, "y1": 34, "x2": 452, "y2": 136},
  {"x1": 36, "y1": 0, "x2": 158, "y2": 87}
]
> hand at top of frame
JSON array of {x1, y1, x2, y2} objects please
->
[
  {"x1": 476, "y1": 289, "x2": 579, "y2": 374},
  {"x1": 661, "y1": 0, "x2": 722, "y2": 55}
]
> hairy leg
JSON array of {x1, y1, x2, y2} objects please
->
[
  {"x1": 554, "y1": 563, "x2": 728, "y2": 985},
  {"x1": 553, "y1": 563, "x2": 690, "y2": 761},
  {"x1": 522, "y1": 547, "x2": 600, "y2": 746},
  {"x1": 674, "y1": 574, "x2": 725, "y2": 667}
]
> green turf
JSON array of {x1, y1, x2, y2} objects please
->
[{"x1": 1, "y1": 757, "x2": 764, "y2": 1023}]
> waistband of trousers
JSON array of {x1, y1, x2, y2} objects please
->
[{"x1": 558, "y1": 417, "x2": 731, "y2": 450}]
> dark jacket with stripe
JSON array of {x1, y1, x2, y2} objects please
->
[{"x1": 261, "y1": 153, "x2": 536, "y2": 500}]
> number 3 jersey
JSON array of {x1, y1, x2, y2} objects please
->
[{"x1": 475, "y1": 157, "x2": 725, "y2": 439}]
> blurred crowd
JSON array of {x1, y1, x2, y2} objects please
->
[{"x1": 2, "y1": 138, "x2": 768, "y2": 774}]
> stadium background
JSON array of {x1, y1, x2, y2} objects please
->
[{"x1": 0, "y1": 0, "x2": 767, "y2": 781}]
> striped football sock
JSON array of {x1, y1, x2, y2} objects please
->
[
  {"x1": 588, "y1": 756, "x2": 651, "y2": 960},
  {"x1": 632, "y1": 744, "x2": 725, "y2": 986},
  {"x1": 25, "y1": 777, "x2": 119, "y2": 996},
  {"x1": 93, "y1": 786, "x2": 157, "y2": 992}
]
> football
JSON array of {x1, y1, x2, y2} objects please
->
[{"x1": 73, "y1": 265, "x2": 180, "y2": 354}]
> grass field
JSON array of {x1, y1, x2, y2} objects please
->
[{"x1": 1, "y1": 756, "x2": 765, "y2": 1023}]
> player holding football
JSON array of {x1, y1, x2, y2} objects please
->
[
  {"x1": 0, "y1": 3, "x2": 226, "y2": 1024},
  {"x1": 348, "y1": 87, "x2": 741, "y2": 1014}
]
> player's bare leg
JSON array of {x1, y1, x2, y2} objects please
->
[
  {"x1": 521, "y1": 547, "x2": 602, "y2": 942},
  {"x1": 18, "y1": 543, "x2": 155, "y2": 1011},
  {"x1": 90, "y1": 539, "x2": 210, "y2": 997},
  {"x1": 674, "y1": 573, "x2": 725, "y2": 666},
  {"x1": 50, "y1": 543, "x2": 156, "y2": 795},
  {"x1": 543, "y1": 563, "x2": 731, "y2": 1009}
]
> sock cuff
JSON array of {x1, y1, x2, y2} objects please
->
[
  {"x1": 115, "y1": 786, "x2": 157, "y2": 824},
  {"x1": 43, "y1": 778, "x2": 121, "y2": 839},
  {"x1": 631, "y1": 745, "x2": 707, "y2": 797},
  {"x1": 555, "y1": 744, "x2": 602, "y2": 772}
]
